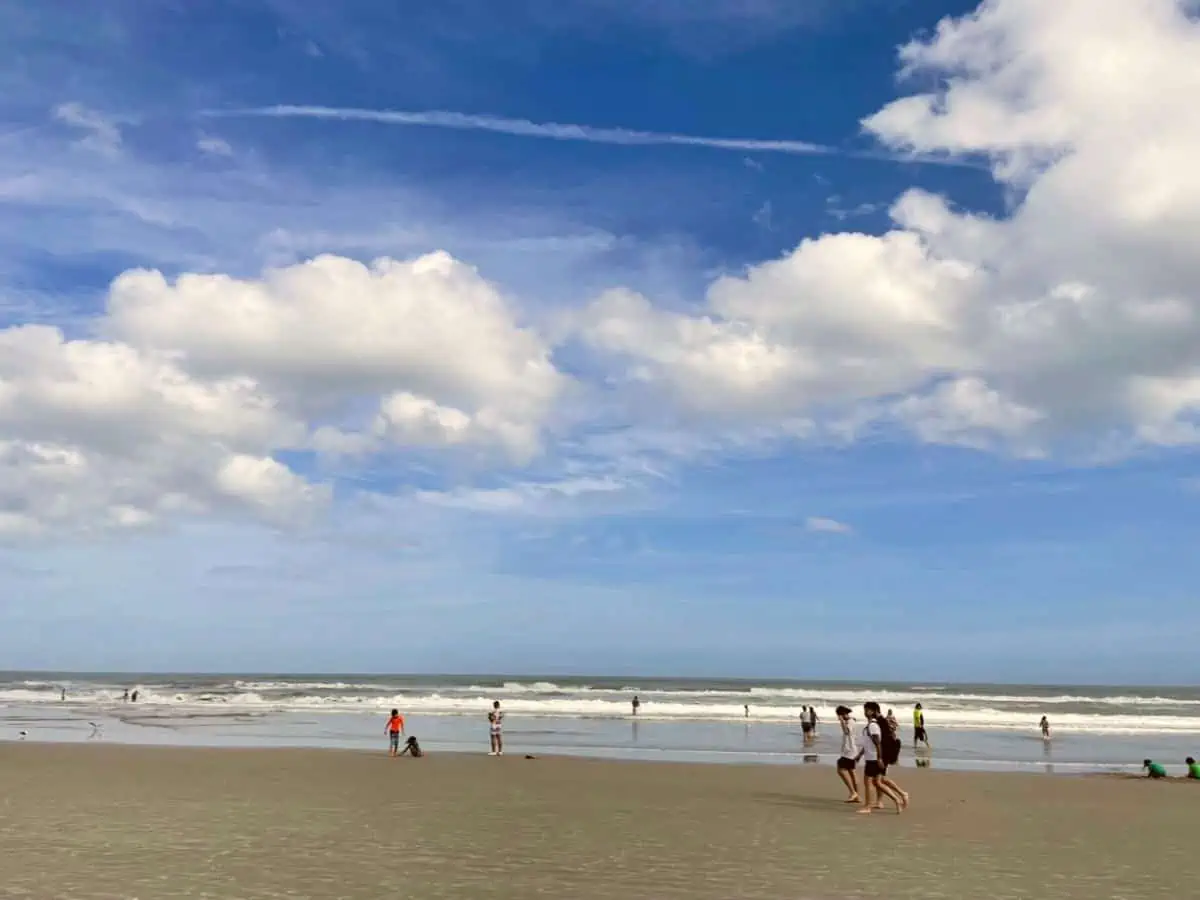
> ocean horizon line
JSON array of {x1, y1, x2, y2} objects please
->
[{"x1": 1, "y1": 670, "x2": 1194, "y2": 690}]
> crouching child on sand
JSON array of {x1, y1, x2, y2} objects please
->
[{"x1": 399, "y1": 735, "x2": 423, "y2": 757}]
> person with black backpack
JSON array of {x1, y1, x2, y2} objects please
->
[
  {"x1": 856, "y1": 701, "x2": 908, "y2": 814},
  {"x1": 874, "y1": 703, "x2": 910, "y2": 809}
]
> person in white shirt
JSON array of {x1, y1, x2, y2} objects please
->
[
  {"x1": 855, "y1": 701, "x2": 905, "y2": 815},
  {"x1": 800, "y1": 705, "x2": 814, "y2": 744},
  {"x1": 835, "y1": 705, "x2": 860, "y2": 803},
  {"x1": 488, "y1": 701, "x2": 504, "y2": 756}
]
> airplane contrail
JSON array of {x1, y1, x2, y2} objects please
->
[{"x1": 206, "y1": 105, "x2": 974, "y2": 167}]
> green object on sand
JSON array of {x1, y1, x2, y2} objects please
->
[
  {"x1": 1145, "y1": 761, "x2": 1167, "y2": 778},
  {"x1": 1188, "y1": 761, "x2": 1200, "y2": 779}
]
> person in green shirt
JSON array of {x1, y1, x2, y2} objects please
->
[
  {"x1": 1186, "y1": 757, "x2": 1200, "y2": 779},
  {"x1": 1143, "y1": 759, "x2": 1168, "y2": 779}
]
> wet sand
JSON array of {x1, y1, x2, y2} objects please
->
[{"x1": 1, "y1": 743, "x2": 1194, "y2": 899}]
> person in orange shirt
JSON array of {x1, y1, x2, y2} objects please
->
[{"x1": 385, "y1": 708, "x2": 406, "y2": 756}]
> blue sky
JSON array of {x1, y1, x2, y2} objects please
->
[{"x1": 2, "y1": 0, "x2": 1199, "y2": 683}]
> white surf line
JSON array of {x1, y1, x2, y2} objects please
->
[{"x1": 204, "y1": 105, "x2": 978, "y2": 168}]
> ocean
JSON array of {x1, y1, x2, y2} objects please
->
[{"x1": 3, "y1": 673, "x2": 1198, "y2": 775}]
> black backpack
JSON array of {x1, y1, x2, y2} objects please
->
[{"x1": 877, "y1": 717, "x2": 901, "y2": 765}]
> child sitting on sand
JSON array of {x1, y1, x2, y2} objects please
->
[
  {"x1": 399, "y1": 736, "x2": 423, "y2": 757},
  {"x1": 1143, "y1": 759, "x2": 1168, "y2": 779},
  {"x1": 1186, "y1": 757, "x2": 1199, "y2": 779}
]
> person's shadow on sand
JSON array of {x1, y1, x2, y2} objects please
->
[{"x1": 754, "y1": 792, "x2": 852, "y2": 812}]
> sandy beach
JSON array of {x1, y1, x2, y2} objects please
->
[{"x1": 1, "y1": 743, "x2": 1194, "y2": 899}]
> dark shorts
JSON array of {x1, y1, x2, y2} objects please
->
[
  {"x1": 389, "y1": 731, "x2": 401, "y2": 750},
  {"x1": 914, "y1": 727, "x2": 928, "y2": 741},
  {"x1": 801, "y1": 722, "x2": 813, "y2": 734},
  {"x1": 837, "y1": 756, "x2": 857, "y2": 771},
  {"x1": 864, "y1": 760, "x2": 887, "y2": 778}
]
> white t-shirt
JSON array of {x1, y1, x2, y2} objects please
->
[
  {"x1": 840, "y1": 718, "x2": 858, "y2": 758},
  {"x1": 860, "y1": 721, "x2": 881, "y2": 762}
]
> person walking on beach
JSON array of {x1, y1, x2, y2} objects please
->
[
  {"x1": 1040, "y1": 716, "x2": 1051, "y2": 740},
  {"x1": 810, "y1": 706, "x2": 819, "y2": 736},
  {"x1": 385, "y1": 708, "x2": 406, "y2": 757},
  {"x1": 886, "y1": 709, "x2": 899, "y2": 735},
  {"x1": 835, "y1": 705, "x2": 860, "y2": 803},
  {"x1": 912, "y1": 703, "x2": 930, "y2": 748},
  {"x1": 488, "y1": 701, "x2": 504, "y2": 756},
  {"x1": 857, "y1": 702, "x2": 905, "y2": 815},
  {"x1": 874, "y1": 707, "x2": 909, "y2": 806},
  {"x1": 632, "y1": 695, "x2": 640, "y2": 717}
]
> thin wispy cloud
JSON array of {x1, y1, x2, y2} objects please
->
[
  {"x1": 52, "y1": 102, "x2": 122, "y2": 158},
  {"x1": 209, "y1": 105, "x2": 833, "y2": 155},
  {"x1": 805, "y1": 516, "x2": 854, "y2": 535},
  {"x1": 206, "y1": 105, "x2": 977, "y2": 167},
  {"x1": 197, "y1": 135, "x2": 234, "y2": 157}
]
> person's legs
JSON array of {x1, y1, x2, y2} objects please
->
[
  {"x1": 837, "y1": 760, "x2": 859, "y2": 801},
  {"x1": 858, "y1": 774, "x2": 878, "y2": 814},
  {"x1": 881, "y1": 774, "x2": 909, "y2": 809},
  {"x1": 496, "y1": 732, "x2": 504, "y2": 755},
  {"x1": 875, "y1": 782, "x2": 903, "y2": 812},
  {"x1": 871, "y1": 767, "x2": 903, "y2": 812}
]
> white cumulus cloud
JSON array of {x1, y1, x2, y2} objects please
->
[
  {"x1": 105, "y1": 251, "x2": 564, "y2": 462},
  {"x1": 572, "y1": 0, "x2": 1200, "y2": 457},
  {"x1": 7, "y1": 0, "x2": 1200, "y2": 538},
  {"x1": 0, "y1": 252, "x2": 564, "y2": 535}
]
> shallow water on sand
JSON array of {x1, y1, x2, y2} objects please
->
[{"x1": 4, "y1": 704, "x2": 1196, "y2": 775}]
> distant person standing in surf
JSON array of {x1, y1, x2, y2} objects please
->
[
  {"x1": 488, "y1": 701, "x2": 504, "y2": 756},
  {"x1": 913, "y1": 703, "x2": 931, "y2": 749},
  {"x1": 632, "y1": 695, "x2": 640, "y2": 717},
  {"x1": 1040, "y1": 716, "x2": 1051, "y2": 740}
]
